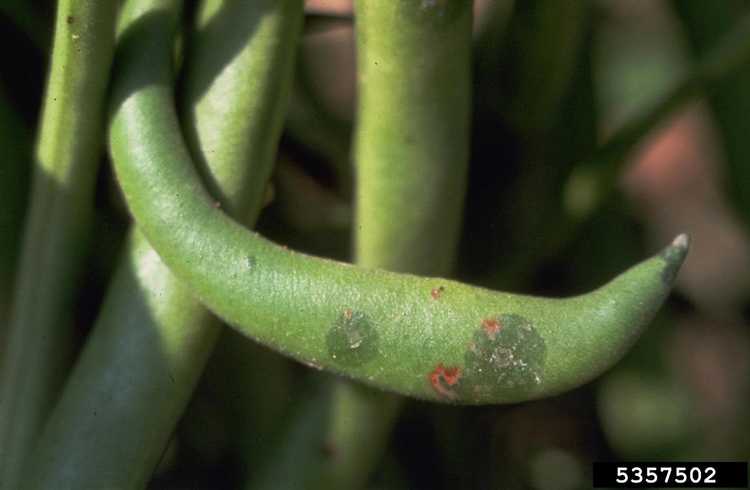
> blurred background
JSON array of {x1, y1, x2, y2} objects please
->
[{"x1": 2, "y1": 0, "x2": 750, "y2": 488}]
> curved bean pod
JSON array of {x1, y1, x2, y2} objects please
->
[{"x1": 109, "y1": 0, "x2": 689, "y2": 404}]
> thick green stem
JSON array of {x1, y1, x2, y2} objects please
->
[
  {"x1": 316, "y1": 386, "x2": 401, "y2": 489},
  {"x1": 179, "y1": 0, "x2": 302, "y2": 216},
  {"x1": 251, "y1": 4, "x2": 475, "y2": 475},
  {"x1": 353, "y1": 1, "x2": 470, "y2": 274},
  {"x1": 315, "y1": 2, "x2": 473, "y2": 487},
  {"x1": 248, "y1": 380, "x2": 334, "y2": 489},
  {"x1": 109, "y1": 0, "x2": 687, "y2": 404},
  {"x1": 27, "y1": 229, "x2": 219, "y2": 489},
  {"x1": 24, "y1": 0, "x2": 303, "y2": 487},
  {"x1": 0, "y1": 1, "x2": 117, "y2": 487}
]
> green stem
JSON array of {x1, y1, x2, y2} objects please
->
[
  {"x1": 353, "y1": 1, "x2": 470, "y2": 274},
  {"x1": 259, "y1": 10, "x2": 477, "y2": 475},
  {"x1": 248, "y1": 379, "x2": 334, "y2": 489},
  {"x1": 109, "y1": 0, "x2": 687, "y2": 404},
  {"x1": 24, "y1": 0, "x2": 303, "y2": 487},
  {"x1": 316, "y1": 1, "x2": 473, "y2": 487},
  {"x1": 316, "y1": 386, "x2": 402, "y2": 489},
  {"x1": 0, "y1": 1, "x2": 117, "y2": 487}
]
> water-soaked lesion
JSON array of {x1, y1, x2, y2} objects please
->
[
  {"x1": 456, "y1": 314, "x2": 546, "y2": 401},
  {"x1": 326, "y1": 309, "x2": 378, "y2": 367},
  {"x1": 659, "y1": 234, "x2": 690, "y2": 287}
]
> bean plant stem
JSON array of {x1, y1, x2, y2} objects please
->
[
  {"x1": 0, "y1": 1, "x2": 117, "y2": 487},
  {"x1": 325, "y1": 2, "x2": 587, "y2": 481},
  {"x1": 24, "y1": 0, "x2": 303, "y2": 487},
  {"x1": 353, "y1": 1, "x2": 470, "y2": 275},
  {"x1": 317, "y1": 1, "x2": 473, "y2": 487}
]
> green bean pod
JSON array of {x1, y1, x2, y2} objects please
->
[{"x1": 109, "y1": 0, "x2": 688, "y2": 405}]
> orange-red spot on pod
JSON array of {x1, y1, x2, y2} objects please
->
[
  {"x1": 428, "y1": 363, "x2": 461, "y2": 399},
  {"x1": 482, "y1": 318, "x2": 502, "y2": 339},
  {"x1": 442, "y1": 366, "x2": 460, "y2": 385},
  {"x1": 343, "y1": 308, "x2": 353, "y2": 320},
  {"x1": 431, "y1": 286, "x2": 445, "y2": 300}
]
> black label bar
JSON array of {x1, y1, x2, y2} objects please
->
[{"x1": 593, "y1": 462, "x2": 748, "y2": 488}]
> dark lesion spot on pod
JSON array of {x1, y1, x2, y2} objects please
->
[
  {"x1": 326, "y1": 309, "x2": 378, "y2": 367},
  {"x1": 659, "y1": 234, "x2": 690, "y2": 287},
  {"x1": 431, "y1": 285, "x2": 445, "y2": 300},
  {"x1": 457, "y1": 314, "x2": 546, "y2": 401}
]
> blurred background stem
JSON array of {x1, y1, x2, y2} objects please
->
[
  {"x1": 564, "y1": 9, "x2": 750, "y2": 225},
  {"x1": 0, "y1": 0, "x2": 51, "y2": 53},
  {"x1": 672, "y1": 1, "x2": 750, "y2": 233},
  {"x1": 0, "y1": 81, "x2": 32, "y2": 335}
]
